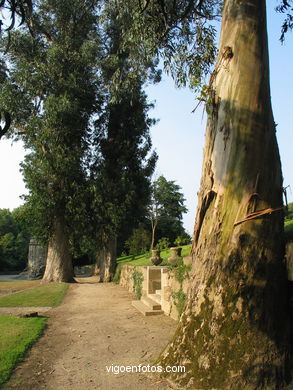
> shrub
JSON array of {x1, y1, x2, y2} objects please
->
[
  {"x1": 132, "y1": 268, "x2": 144, "y2": 299},
  {"x1": 285, "y1": 220, "x2": 293, "y2": 243},
  {"x1": 156, "y1": 237, "x2": 170, "y2": 251}
]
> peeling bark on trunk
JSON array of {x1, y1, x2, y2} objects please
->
[
  {"x1": 159, "y1": 0, "x2": 292, "y2": 388},
  {"x1": 93, "y1": 238, "x2": 117, "y2": 282},
  {"x1": 42, "y1": 217, "x2": 75, "y2": 283}
]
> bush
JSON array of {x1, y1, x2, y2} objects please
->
[
  {"x1": 125, "y1": 226, "x2": 151, "y2": 256},
  {"x1": 156, "y1": 237, "x2": 170, "y2": 251},
  {"x1": 132, "y1": 268, "x2": 144, "y2": 299},
  {"x1": 174, "y1": 233, "x2": 192, "y2": 246},
  {"x1": 285, "y1": 220, "x2": 293, "y2": 243}
]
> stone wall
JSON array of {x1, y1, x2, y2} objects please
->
[
  {"x1": 119, "y1": 263, "x2": 190, "y2": 320},
  {"x1": 119, "y1": 265, "x2": 148, "y2": 297},
  {"x1": 161, "y1": 268, "x2": 190, "y2": 320},
  {"x1": 122, "y1": 247, "x2": 293, "y2": 319}
]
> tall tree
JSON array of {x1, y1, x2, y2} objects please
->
[
  {"x1": 148, "y1": 175, "x2": 187, "y2": 249},
  {"x1": 113, "y1": 0, "x2": 292, "y2": 387},
  {"x1": 89, "y1": 10, "x2": 158, "y2": 281},
  {"x1": 0, "y1": 0, "x2": 101, "y2": 282},
  {"x1": 159, "y1": 1, "x2": 291, "y2": 387}
]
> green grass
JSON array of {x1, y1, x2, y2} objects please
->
[
  {"x1": 0, "y1": 283, "x2": 69, "y2": 307},
  {"x1": 0, "y1": 315, "x2": 46, "y2": 386},
  {"x1": 116, "y1": 244, "x2": 192, "y2": 267}
]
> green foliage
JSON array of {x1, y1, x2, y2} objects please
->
[
  {"x1": 148, "y1": 175, "x2": 188, "y2": 247},
  {"x1": 125, "y1": 225, "x2": 151, "y2": 255},
  {"x1": 0, "y1": 283, "x2": 69, "y2": 307},
  {"x1": 172, "y1": 262, "x2": 192, "y2": 285},
  {"x1": 156, "y1": 237, "x2": 171, "y2": 251},
  {"x1": 171, "y1": 289, "x2": 186, "y2": 317},
  {"x1": 132, "y1": 268, "x2": 144, "y2": 299},
  {"x1": 109, "y1": 0, "x2": 221, "y2": 91},
  {"x1": 285, "y1": 202, "x2": 293, "y2": 222},
  {"x1": 285, "y1": 203, "x2": 293, "y2": 243},
  {"x1": 285, "y1": 220, "x2": 293, "y2": 243},
  {"x1": 0, "y1": 207, "x2": 30, "y2": 272},
  {"x1": 0, "y1": 315, "x2": 46, "y2": 387},
  {"x1": 152, "y1": 176, "x2": 187, "y2": 220},
  {"x1": 0, "y1": 0, "x2": 102, "y2": 248},
  {"x1": 70, "y1": 9, "x2": 158, "y2": 256},
  {"x1": 174, "y1": 233, "x2": 191, "y2": 246},
  {"x1": 170, "y1": 259, "x2": 191, "y2": 317}
]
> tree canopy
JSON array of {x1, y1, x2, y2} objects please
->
[
  {"x1": 148, "y1": 175, "x2": 187, "y2": 249},
  {"x1": 0, "y1": 207, "x2": 30, "y2": 272}
]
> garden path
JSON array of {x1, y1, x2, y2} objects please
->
[{"x1": 4, "y1": 278, "x2": 178, "y2": 390}]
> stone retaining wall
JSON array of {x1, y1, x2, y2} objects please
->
[{"x1": 119, "y1": 263, "x2": 190, "y2": 320}]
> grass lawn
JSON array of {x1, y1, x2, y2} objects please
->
[
  {"x1": 0, "y1": 283, "x2": 69, "y2": 307},
  {"x1": 0, "y1": 315, "x2": 46, "y2": 386},
  {"x1": 116, "y1": 244, "x2": 192, "y2": 266},
  {"x1": 0, "y1": 281, "x2": 41, "y2": 296}
]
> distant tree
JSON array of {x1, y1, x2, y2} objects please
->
[
  {"x1": 148, "y1": 175, "x2": 187, "y2": 249},
  {"x1": 0, "y1": 207, "x2": 30, "y2": 272},
  {"x1": 125, "y1": 224, "x2": 151, "y2": 256}
]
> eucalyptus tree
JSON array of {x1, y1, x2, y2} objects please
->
[
  {"x1": 0, "y1": 0, "x2": 102, "y2": 282},
  {"x1": 111, "y1": 0, "x2": 293, "y2": 388}
]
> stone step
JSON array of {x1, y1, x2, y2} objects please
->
[
  {"x1": 155, "y1": 289, "x2": 162, "y2": 295},
  {"x1": 148, "y1": 293, "x2": 161, "y2": 304},
  {"x1": 132, "y1": 300, "x2": 163, "y2": 316},
  {"x1": 141, "y1": 296, "x2": 162, "y2": 310}
]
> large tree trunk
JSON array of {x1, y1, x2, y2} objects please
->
[
  {"x1": 93, "y1": 238, "x2": 117, "y2": 282},
  {"x1": 42, "y1": 217, "x2": 75, "y2": 283},
  {"x1": 159, "y1": 0, "x2": 292, "y2": 388}
]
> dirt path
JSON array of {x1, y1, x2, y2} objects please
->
[{"x1": 4, "y1": 278, "x2": 178, "y2": 390}]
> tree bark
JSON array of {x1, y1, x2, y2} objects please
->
[
  {"x1": 159, "y1": 0, "x2": 292, "y2": 388},
  {"x1": 42, "y1": 217, "x2": 75, "y2": 283},
  {"x1": 150, "y1": 218, "x2": 157, "y2": 250},
  {"x1": 93, "y1": 238, "x2": 117, "y2": 282}
]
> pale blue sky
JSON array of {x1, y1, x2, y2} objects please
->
[{"x1": 0, "y1": 3, "x2": 292, "y2": 235}]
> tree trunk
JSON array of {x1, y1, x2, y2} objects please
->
[
  {"x1": 150, "y1": 218, "x2": 157, "y2": 250},
  {"x1": 93, "y1": 238, "x2": 117, "y2": 282},
  {"x1": 42, "y1": 217, "x2": 75, "y2": 283},
  {"x1": 159, "y1": 0, "x2": 292, "y2": 388}
]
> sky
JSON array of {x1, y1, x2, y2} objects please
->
[{"x1": 0, "y1": 3, "x2": 292, "y2": 235}]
